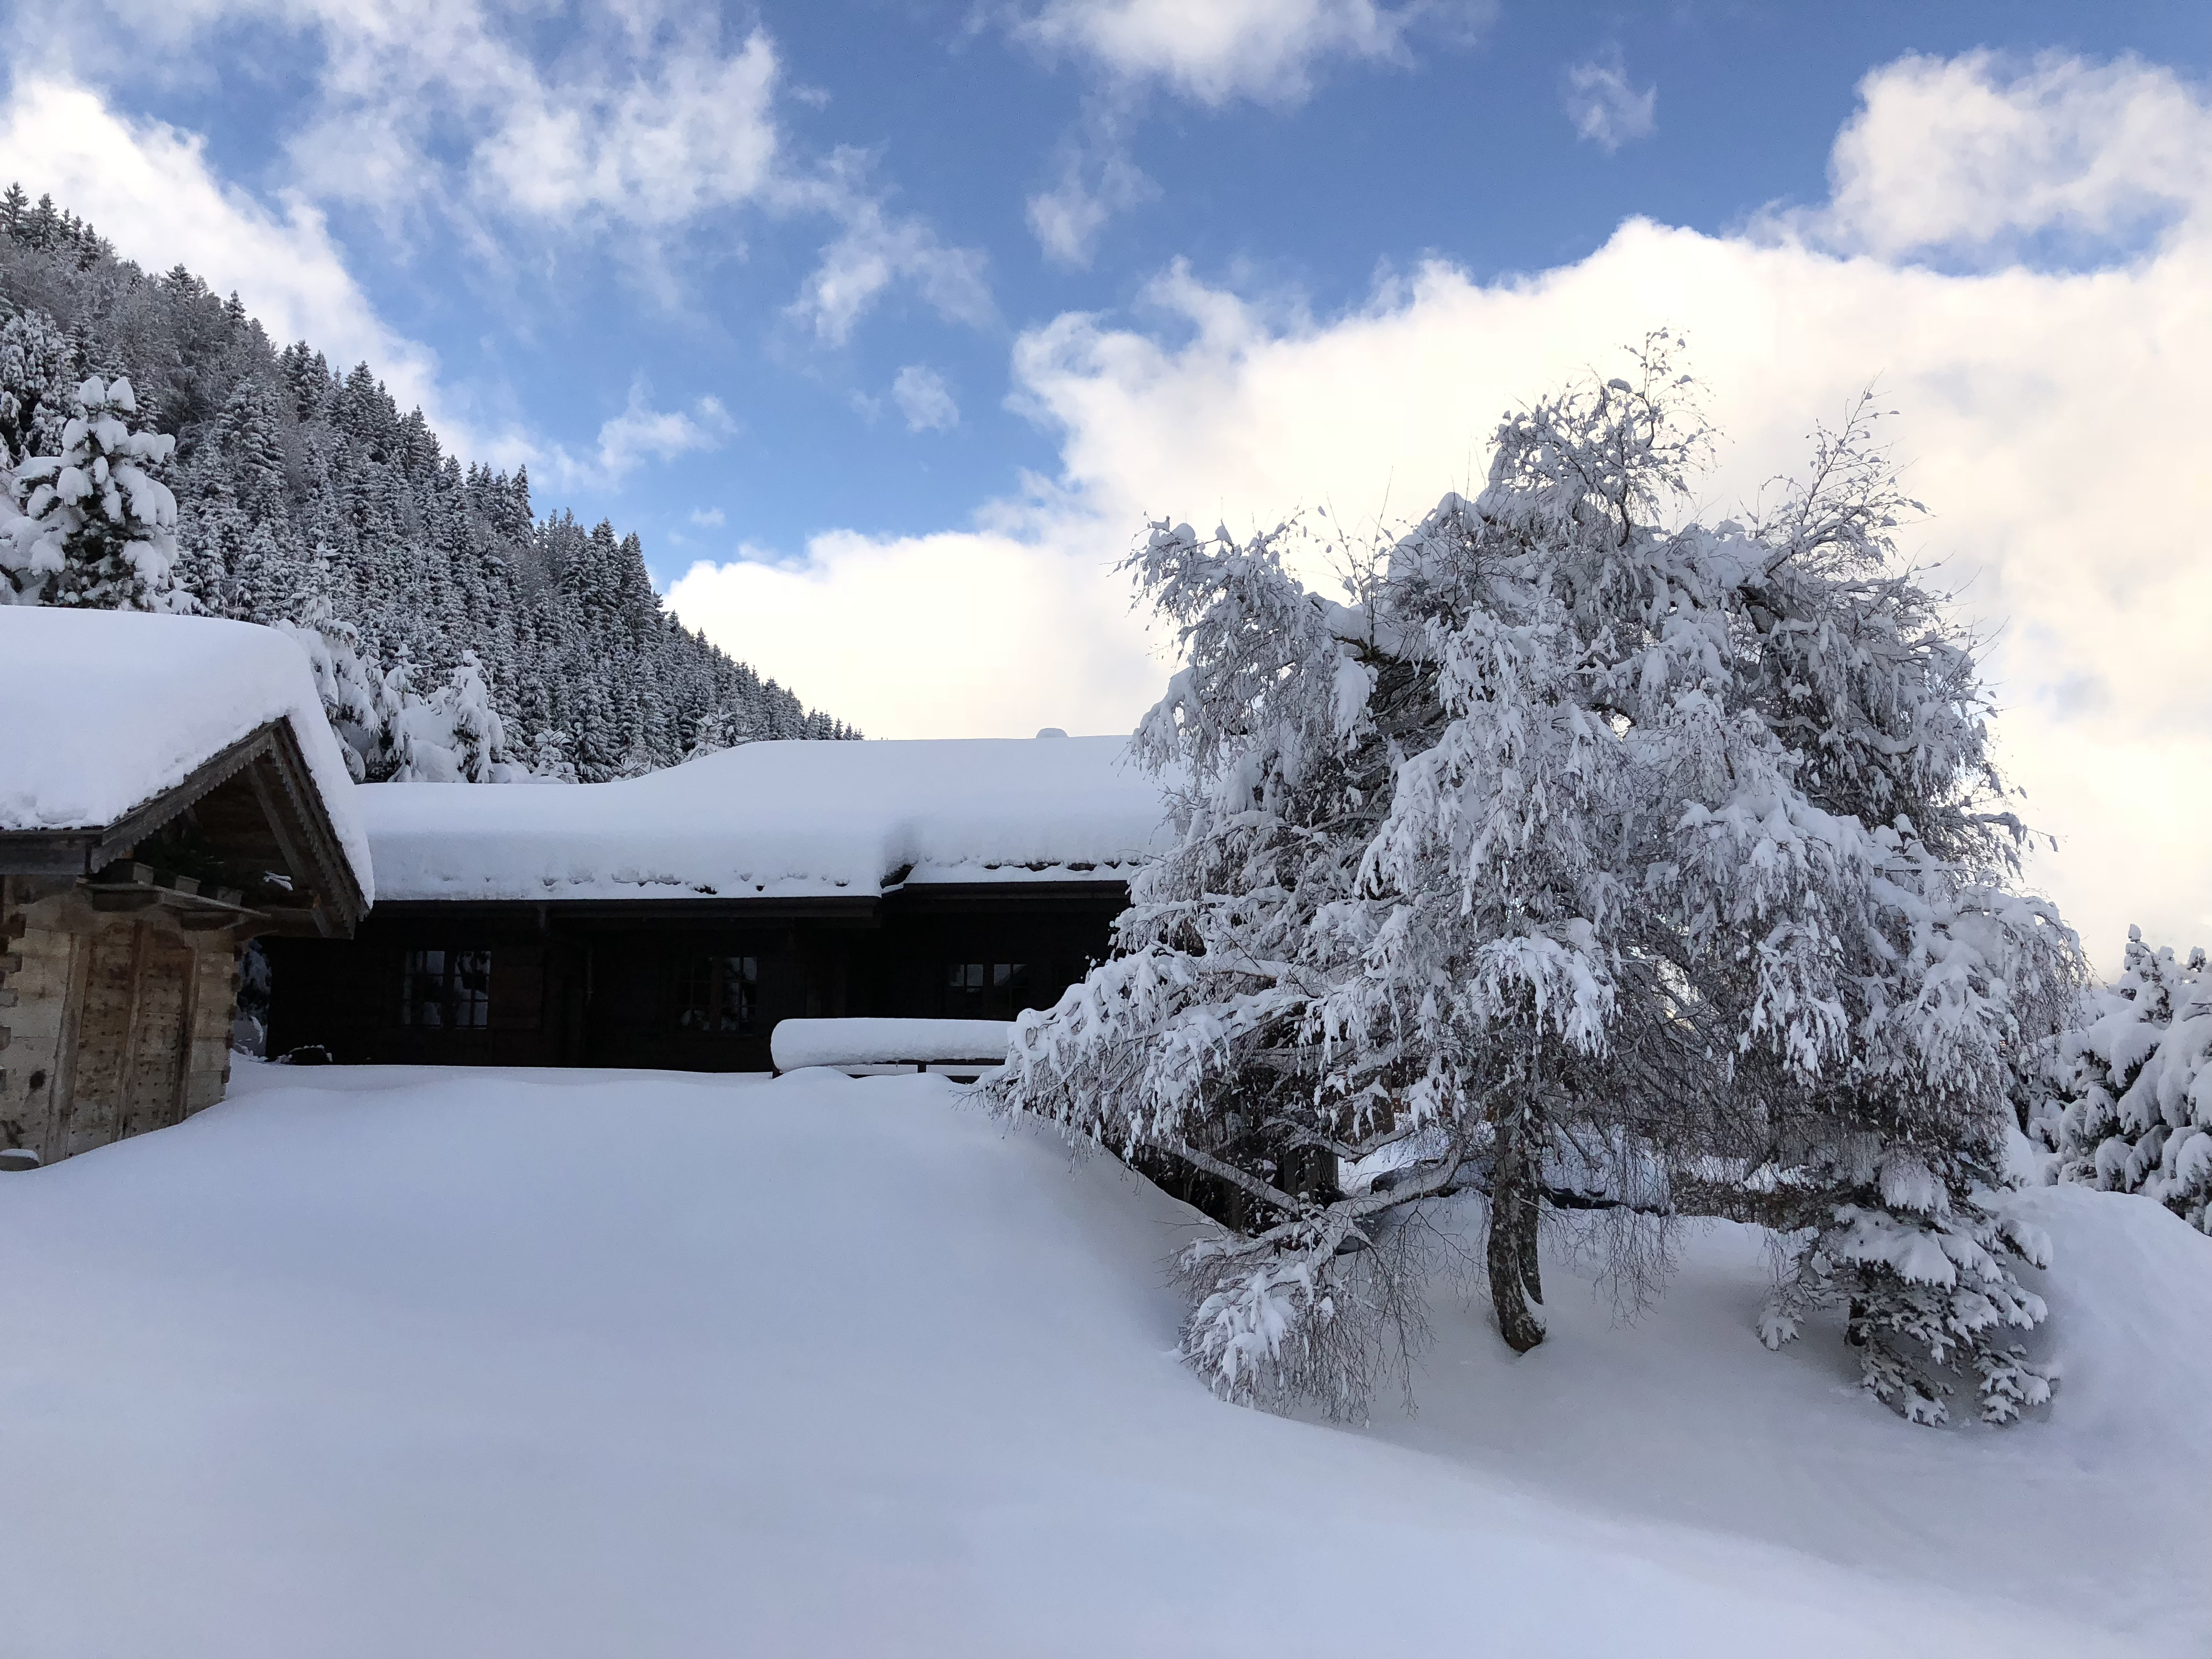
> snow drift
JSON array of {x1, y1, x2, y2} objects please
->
[
  {"x1": 0, "y1": 1063, "x2": 2203, "y2": 1656},
  {"x1": 770, "y1": 1016, "x2": 1013, "y2": 1070}
]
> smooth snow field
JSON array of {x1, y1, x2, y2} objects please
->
[{"x1": 3, "y1": 1066, "x2": 2206, "y2": 1657}]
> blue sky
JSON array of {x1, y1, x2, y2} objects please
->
[
  {"x1": 3, "y1": 1, "x2": 2210, "y2": 961},
  {"x1": 9, "y1": 1, "x2": 2198, "y2": 570}
]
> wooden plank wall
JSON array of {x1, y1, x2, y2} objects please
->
[
  {"x1": 184, "y1": 948, "x2": 237, "y2": 1118},
  {"x1": 0, "y1": 878, "x2": 241, "y2": 1168},
  {"x1": 0, "y1": 878, "x2": 77, "y2": 1161}
]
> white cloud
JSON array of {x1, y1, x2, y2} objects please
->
[
  {"x1": 561, "y1": 384, "x2": 734, "y2": 487},
  {"x1": 0, "y1": 74, "x2": 534, "y2": 465},
  {"x1": 784, "y1": 155, "x2": 997, "y2": 345},
  {"x1": 80, "y1": 0, "x2": 788, "y2": 231},
  {"x1": 892, "y1": 366, "x2": 960, "y2": 432},
  {"x1": 13, "y1": 2, "x2": 988, "y2": 349},
  {"x1": 689, "y1": 507, "x2": 727, "y2": 528},
  {"x1": 1028, "y1": 145, "x2": 1158, "y2": 267},
  {"x1": 672, "y1": 50, "x2": 2212, "y2": 969},
  {"x1": 1010, "y1": 0, "x2": 1489, "y2": 107},
  {"x1": 667, "y1": 528, "x2": 1162, "y2": 743},
  {"x1": 1563, "y1": 47, "x2": 1656, "y2": 154},
  {"x1": 1813, "y1": 50, "x2": 2212, "y2": 260}
]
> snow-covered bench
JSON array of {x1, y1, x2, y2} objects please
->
[{"x1": 769, "y1": 1018, "x2": 1013, "y2": 1082}]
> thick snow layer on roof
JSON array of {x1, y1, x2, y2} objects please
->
[
  {"x1": 0, "y1": 608, "x2": 372, "y2": 901},
  {"x1": 359, "y1": 735, "x2": 1168, "y2": 902}
]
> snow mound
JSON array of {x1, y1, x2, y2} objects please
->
[
  {"x1": 0, "y1": 608, "x2": 372, "y2": 900},
  {"x1": 771, "y1": 1016, "x2": 1013, "y2": 1069},
  {"x1": 0, "y1": 1063, "x2": 2199, "y2": 1655},
  {"x1": 358, "y1": 734, "x2": 1168, "y2": 901}
]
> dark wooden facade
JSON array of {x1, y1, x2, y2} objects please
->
[{"x1": 266, "y1": 880, "x2": 1125, "y2": 1072}]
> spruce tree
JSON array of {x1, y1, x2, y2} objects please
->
[
  {"x1": 2032, "y1": 928, "x2": 2212, "y2": 1233},
  {"x1": 2, "y1": 377, "x2": 187, "y2": 610}
]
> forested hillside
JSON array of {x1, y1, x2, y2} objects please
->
[{"x1": 0, "y1": 187, "x2": 854, "y2": 782}]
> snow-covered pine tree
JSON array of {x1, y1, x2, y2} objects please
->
[
  {"x1": 440, "y1": 650, "x2": 508, "y2": 783},
  {"x1": 2030, "y1": 928, "x2": 2212, "y2": 1233},
  {"x1": 995, "y1": 340, "x2": 2080, "y2": 1426},
  {"x1": 526, "y1": 724, "x2": 580, "y2": 784},
  {"x1": 274, "y1": 580, "x2": 390, "y2": 782},
  {"x1": 369, "y1": 647, "x2": 517, "y2": 784},
  {"x1": 0, "y1": 307, "x2": 73, "y2": 466},
  {"x1": 1, "y1": 377, "x2": 187, "y2": 611}
]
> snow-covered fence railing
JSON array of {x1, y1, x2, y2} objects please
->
[{"x1": 769, "y1": 1018, "x2": 1013, "y2": 1080}]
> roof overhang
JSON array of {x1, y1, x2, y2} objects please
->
[{"x1": 0, "y1": 718, "x2": 369, "y2": 938}]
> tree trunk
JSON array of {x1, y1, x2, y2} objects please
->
[{"x1": 1488, "y1": 1117, "x2": 1547, "y2": 1354}]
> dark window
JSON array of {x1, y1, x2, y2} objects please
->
[
  {"x1": 401, "y1": 950, "x2": 491, "y2": 1029},
  {"x1": 679, "y1": 954, "x2": 758, "y2": 1032},
  {"x1": 946, "y1": 962, "x2": 1029, "y2": 1019}
]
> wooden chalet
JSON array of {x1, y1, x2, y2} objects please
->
[
  {"x1": 0, "y1": 612, "x2": 371, "y2": 1168},
  {"x1": 266, "y1": 734, "x2": 1165, "y2": 1073}
]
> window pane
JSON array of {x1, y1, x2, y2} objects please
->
[
  {"x1": 723, "y1": 955, "x2": 758, "y2": 1033},
  {"x1": 401, "y1": 950, "x2": 445, "y2": 1026},
  {"x1": 677, "y1": 956, "x2": 715, "y2": 1030},
  {"x1": 453, "y1": 951, "x2": 492, "y2": 1029},
  {"x1": 946, "y1": 962, "x2": 989, "y2": 1014}
]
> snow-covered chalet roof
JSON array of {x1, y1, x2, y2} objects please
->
[
  {"x1": 0, "y1": 607, "x2": 374, "y2": 901},
  {"x1": 358, "y1": 735, "x2": 1170, "y2": 903}
]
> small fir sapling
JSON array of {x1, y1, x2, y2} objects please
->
[
  {"x1": 528, "y1": 724, "x2": 581, "y2": 783},
  {"x1": 994, "y1": 338, "x2": 2081, "y2": 1426}
]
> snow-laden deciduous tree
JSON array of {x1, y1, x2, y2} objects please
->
[
  {"x1": 0, "y1": 376, "x2": 187, "y2": 611},
  {"x1": 995, "y1": 340, "x2": 2081, "y2": 1426},
  {"x1": 2028, "y1": 927, "x2": 2212, "y2": 1233}
]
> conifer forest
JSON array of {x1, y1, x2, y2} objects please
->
[{"x1": 0, "y1": 186, "x2": 855, "y2": 784}]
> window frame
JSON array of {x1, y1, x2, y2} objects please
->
[
  {"x1": 943, "y1": 960, "x2": 1032, "y2": 1019},
  {"x1": 676, "y1": 951, "x2": 760, "y2": 1035},
  {"x1": 399, "y1": 948, "x2": 492, "y2": 1030}
]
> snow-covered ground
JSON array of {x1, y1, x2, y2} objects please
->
[{"x1": 2, "y1": 1063, "x2": 2204, "y2": 1657}]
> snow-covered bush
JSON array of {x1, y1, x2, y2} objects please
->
[
  {"x1": 995, "y1": 340, "x2": 2081, "y2": 1426},
  {"x1": 2029, "y1": 927, "x2": 2212, "y2": 1233},
  {"x1": 1, "y1": 376, "x2": 187, "y2": 611}
]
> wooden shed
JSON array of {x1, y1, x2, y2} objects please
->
[{"x1": 0, "y1": 612, "x2": 372, "y2": 1169}]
